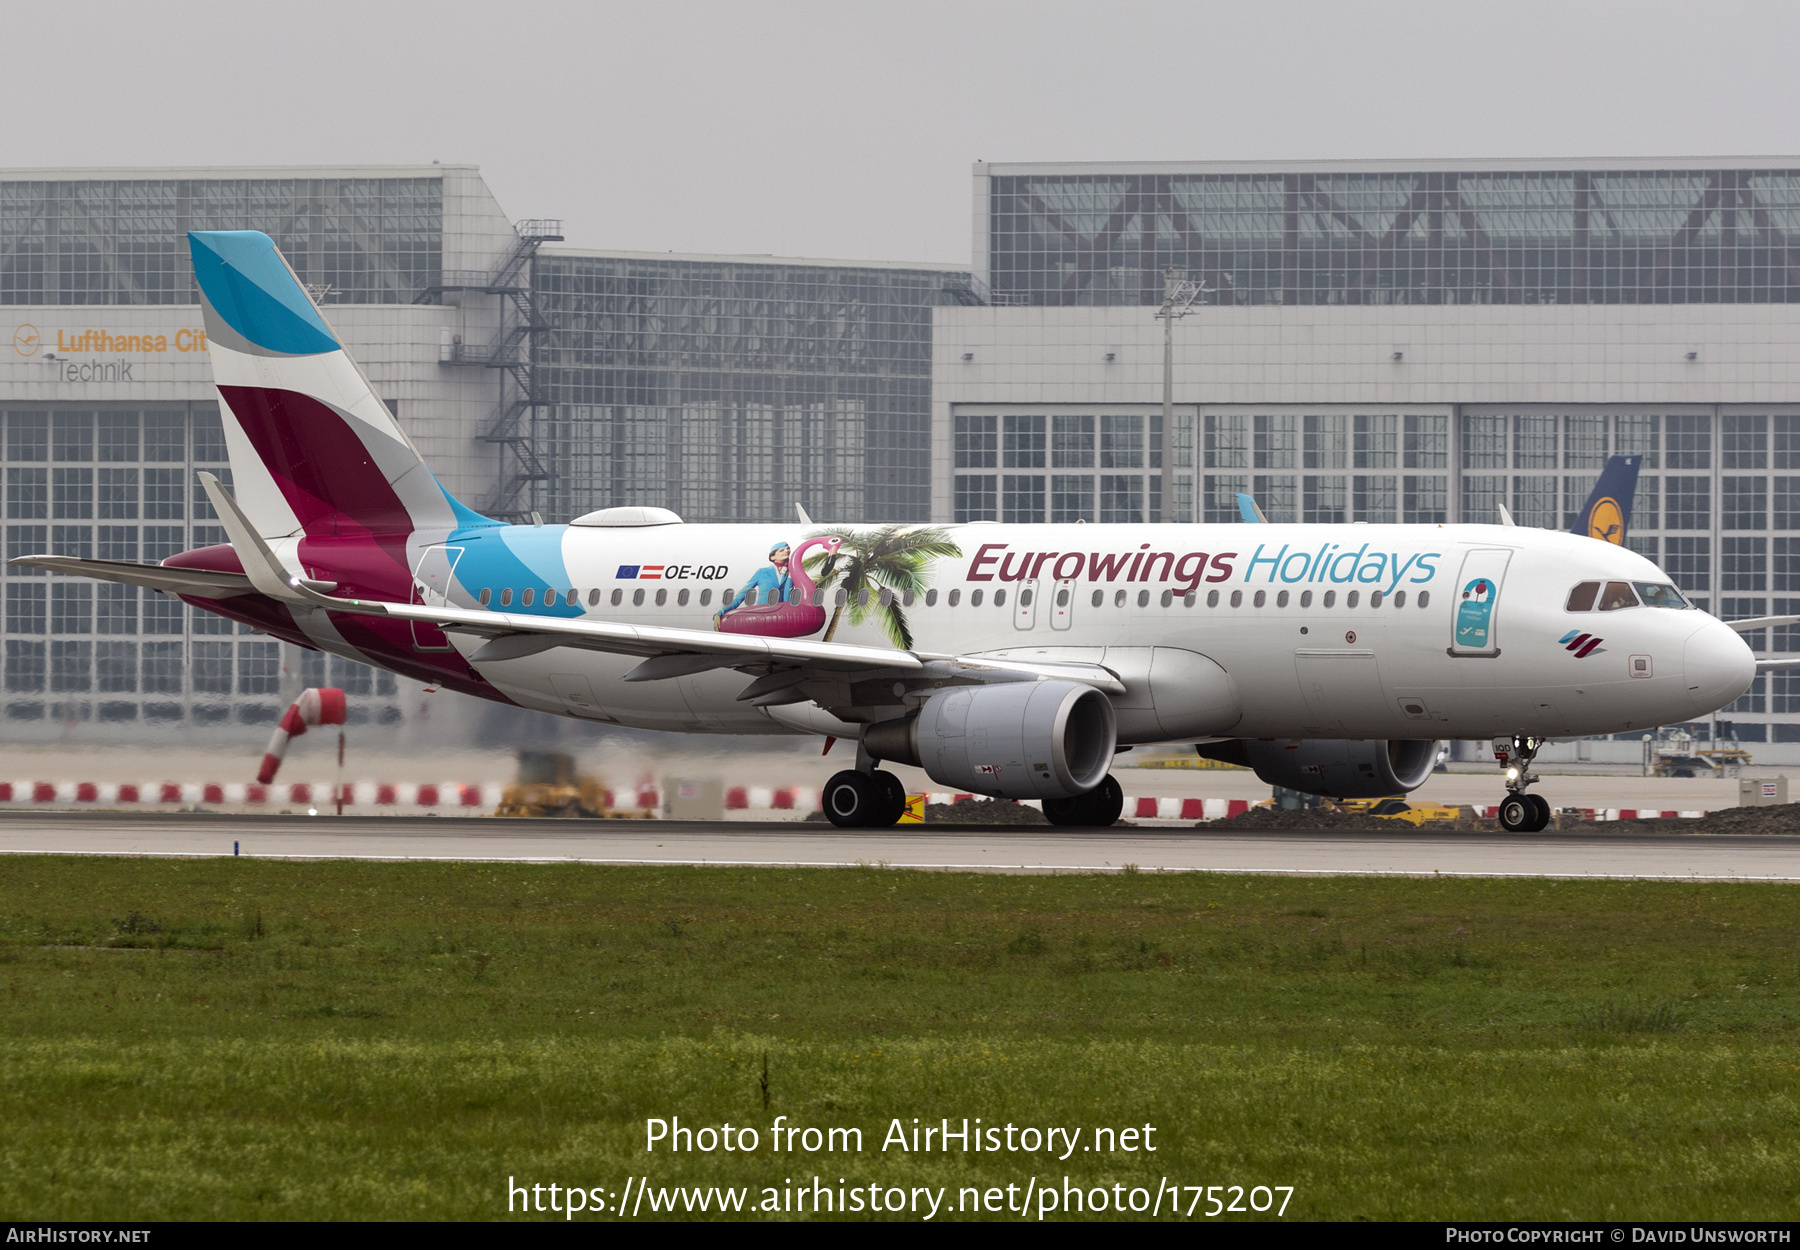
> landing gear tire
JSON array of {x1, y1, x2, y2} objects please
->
[
  {"x1": 871, "y1": 769, "x2": 907, "y2": 826},
  {"x1": 823, "y1": 769, "x2": 907, "y2": 828},
  {"x1": 1043, "y1": 774, "x2": 1125, "y2": 827},
  {"x1": 823, "y1": 770, "x2": 881, "y2": 828},
  {"x1": 1498, "y1": 793, "x2": 1551, "y2": 833}
]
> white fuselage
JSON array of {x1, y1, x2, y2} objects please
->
[{"x1": 435, "y1": 521, "x2": 1755, "y2": 742}]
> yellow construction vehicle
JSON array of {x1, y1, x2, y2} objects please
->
[
  {"x1": 494, "y1": 750, "x2": 615, "y2": 818},
  {"x1": 1338, "y1": 797, "x2": 1466, "y2": 826}
]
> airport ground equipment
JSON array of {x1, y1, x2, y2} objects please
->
[{"x1": 494, "y1": 751, "x2": 615, "y2": 819}]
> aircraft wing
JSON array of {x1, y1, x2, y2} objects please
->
[
  {"x1": 7, "y1": 554, "x2": 256, "y2": 599},
  {"x1": 165, "y1": 472, "x2": 1131, "y2": 702}
]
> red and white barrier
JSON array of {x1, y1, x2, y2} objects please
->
[
  {"x1": 258, "y1": 687, "x2": 348, "y2": 785},
  {"x1": 0, "y1": 780, "x2": 507, "y2": 810}
]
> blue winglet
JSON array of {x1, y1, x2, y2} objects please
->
[
  {"x1": 1236, "y1": 493, "x2": 1267, "y2": 523},
  {"x1": 188, "y1": 230, "x2": 339, "y2": 356}
]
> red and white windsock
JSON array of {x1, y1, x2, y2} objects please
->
[{"x1": 257, "y1": 687, "x2": 348, "y2": 784}]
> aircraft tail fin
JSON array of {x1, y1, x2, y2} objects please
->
[
  {"x1": 188, "y1": 230, "x2": 493, "y2": 544},
  {"x1": 1572, "y1": 454, "x2": 1641, "y2": 545}
]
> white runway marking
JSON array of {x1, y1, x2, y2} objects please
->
[{"x1": 2, "y1": 812, "x2": 1799, "y2": 881}]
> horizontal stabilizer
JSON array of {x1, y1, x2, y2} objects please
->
[{"x1": 6, "y1": 554, "x2": 254, "y2": 598}]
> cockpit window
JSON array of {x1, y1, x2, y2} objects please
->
[
  {"x1": 1565, "y1": 581, "x2": 1600, "y2": 612},
  {"x1": 1597, "y1": 581, "x2": 1640, "y2": 611},
  {"x1": 1634, "y1": 582, "x2": 1689, "y2": 609}
]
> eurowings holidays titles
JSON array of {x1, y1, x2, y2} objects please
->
[{"x1": 963, "y1": 540, "x2": 1441, "y2": 596}]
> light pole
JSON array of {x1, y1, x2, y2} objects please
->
[{"x1": 1156, "y1": 267, "x2": 1204, "y2": 521}]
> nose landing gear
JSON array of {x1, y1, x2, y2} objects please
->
[{"x1": 1493, "y1": 734, "x2": 1552, "y2": 832}]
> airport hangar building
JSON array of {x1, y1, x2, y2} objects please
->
[
  {"x1": 0, "y1": 164, "x2": 967, "y2": 740},
  {"x1": 3, "y1": 158, "x2": 1799, "y2": 760},
  {"x1": 933, "y1": 158, "x2": 1800, "y2": 761}
]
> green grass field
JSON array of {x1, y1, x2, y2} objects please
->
[{"x1": 2, "y1": 855, "x2": 1797, "y2": 1221}]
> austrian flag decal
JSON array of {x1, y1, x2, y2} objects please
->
[{"x1": 1559, "y1": 629, "x2": 1605, "y2": 658}]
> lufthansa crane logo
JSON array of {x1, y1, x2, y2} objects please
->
[
  {"x1": 1587, "y1": 496, "x2": 1625, "y2": 545},
  {"x1": 12, "y1": 324, "x2": 39, "y2": 357}
]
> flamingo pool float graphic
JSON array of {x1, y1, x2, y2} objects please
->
[{"x1": 716, "y1": 534, "x2": 843, "y2": 638}]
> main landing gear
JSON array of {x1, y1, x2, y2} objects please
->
[
  {"x1": 1493, "y1": 733, "x2": 1552, "y2": 833},
  {"x1": 820, "y1": 767, "x2": 1127, "y2": 829}
]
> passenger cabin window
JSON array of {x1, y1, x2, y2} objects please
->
[
  {"x1": 1566, "y1": 581, "x2": 1600, "y2": 611},
  {"x1": 1597, "y1": 581, "x2": 1639, "y2": 611},
  {"x1": 1635, "y1": 583, "x2": 1689, "y2": 609}
]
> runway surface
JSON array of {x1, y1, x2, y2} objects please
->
[{"x1": 2, "y1": 811, "x2": 1799, "y2": 881}]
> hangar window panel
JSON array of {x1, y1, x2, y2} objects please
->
[
  {"x1": 1402, "y1": 475, "x2": 1447, "y2": 523},
  {"x1": 1665, "y1": 536, "x2": 1711, "y2": 592},
  {"x1": 140, "y1": 643, "x2": 183, "y2": 696},
  {"x1": 329, "y1": 656, "x2": 376, "y2": 696},
  {"x1": 1462, "y1": 415, "x2": 1506, "y2": 469},
  {"x1": 1001, "y1": 474, "x2": 1045, "y2": 523},
  {"x1": 1099, "y1": 475, "x2": 1145, "y2": 523},
  {"x1": 1563, "y1": 415, "x2": 1607, "y2": 469},
  {"x1": 1722, "y1": 537, "x2": 1768, "y2": 591},
  {"x1": 141, "y1": 593, "x2": 182, "y2": 636},
  {"x1": 1562, "y1": 475, "x2": 1598, "y2": 530},
  {"x1": 5, "y1": 640, "x2": 45, "y2": 693},
  {"x1": 1002, "y1": 415, "x2": 1046, "y2": 468},
  {"x1": 95, "y1": 584, "x2": 136, "y2": 636},
  {"x1": 6, "y1": 583, "x2": 45, "y2": 634},
  {"x1": 1404, "y1": 414, "x2": 1448, "y2": 469},
  {"x1": 190, "y1": 605, "x2": 233, "y2": 635},
  {"x1": 1102, "y1": 415, "x2": 1145, "y2": 468},
  {"x1": 1251, "y1": 414, "x2": 1294, "y2": 470},
  {"x1": 1772, "y1": 669, "x2": 1800, "y2": 714},
  {"x1": 1051, "y1": 415, "x2": 1095, "y2": 468},
  {"x1": 6, "y1": 469, "x2": 46, "y2": 519},
  {"x1": 1304, "y1": 415, "x2": 1346, "y2": 469},
  {"x1": 1665, "y1": 415, "x2": 1712, "y2": 469},
  {"x1": 191, "y1": 642, "x2": 232, "y2": 695},
  {"x1": 1630, "y1": 475, "x2": 1659, "y2": 530},
  {"x1": 96, "y1": 526, "x2": 137, "y2": 563},
  {"x1": 1723, "y1": 414, "x2": 1768, "y2": 469},
  {"x1": 95, "y1": 641, "x2": 137, "y2": 693},
  {"x1": 1051, "y1": 474, "x2": 1095, "y2": 523},
  {"x1": 1775, "y1": 416, "x2": 1800, "y2": 470},
  {"x1": 1353, "y1": 474, "x2": 1397, "y2": 523},
  {"x1": 1461, "y1": 474, "x2": 1506, "y2": 523},
  {"x1": 1723, "y1": 476, "x2": 1769, "y2": 529},
  {"x1": 4, "y1": 524, "x2": 45, "y2": 575},
  {"x1": 1775, "y1": 538, "x2": 1800, "y2": 591},
  {"x1": 1251, "y1": 474, "x2": 1296, "y2": 523},
  {"x1": 1203, "y1": 474, "x2": 1248, "y2": 523},
  {"x1": 50, "y1": 583, "x2": 91, "y2": 634},
  {"x1": 143, "y1": 470, "x2": 184, "y2": 520},
  {"x1": 52, "y1": 413, "x2": 93, "y2": 462},
  {"x1": 1511, "y1": 475, "x2": 1558, "y2": 528},
  {"x1": 953, "y1": 474, "x2": 996, "y2": 522},
  {"x1": 143, "y1": 412, "x2": 184, "y2": 462},
  {"x1": 50, "y1": 640, "x2": 90, "y2": 692},
  {"x1": 1664, "y1": 477, "x2": 1712, "y2": 530},
  {"x1": 97, "y1": 469, "x2": 138, "y2": 519},
  {"x1": 1627, "y1": 536, "x2": 1659, "y2": 564},
  {"x1": 1728, "y1": 674, "x2": 1766, "y2": 714},
  {"x1": 237, "y1": 641, "x2": 279, "y2": 695},
  {"x1": 5, "y1": 413, "x2": 47, "y2": 462},
  {"x1": 52, "y1": 469, "x2": 93, "y2": 519},
  {"x1": 1513, "y1": 415, "x2": 1557, "y2": 470},
  {"x1": 953, "y1": 415, "x2": 997, "y2": 469},
  {"x1": 1149, "y1": 415, "x2": 1165, "y2": 470},
  {"x1": 191, "y1": 469, "x2": 232, "y2": 521},
  {"x1": 97, "y1": 412, "x2": 139, "y2": 462},
  {"x1": 1204, "y1": 414, "x2": 1247, "y2": 469},
  {"x1": 1353, "y1": 415, "x2": 1398, "y2": 469},
  {"x1": 1614, "y1": 414, "x2": 1661, "y2": 468},
  {"x1": 191, "y1": 409, "x2": 228, "y2": 464},
  {"x1": 1302, "y1": 474, "x2": 1346, "y2": 523},
  {"x1": 50, "y1": 525, "x2": 91, "y2": 558},
  {"x1": 140, "y1": 525, "x2": 183, "y2": 564}
]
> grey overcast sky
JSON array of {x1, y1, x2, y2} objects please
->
[{"x1": 10, "y1": 0, "x2": 1800, "y2": 265}]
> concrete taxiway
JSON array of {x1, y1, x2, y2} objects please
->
[{"x1": 2, "y1": 811, "x2": 1798, "y2": 881}]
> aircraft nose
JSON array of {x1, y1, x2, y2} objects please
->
[{"x1": 1683, "y1": 618, "x2": 1757, "y2": 716}]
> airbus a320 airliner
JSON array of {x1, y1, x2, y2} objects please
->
[{"x1": 16, "y1": 232, "x2": 1764, "y2": 833}]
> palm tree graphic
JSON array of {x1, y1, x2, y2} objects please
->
[{"x1": 803, "y1": 525, "x2": 962, "y2": 648}]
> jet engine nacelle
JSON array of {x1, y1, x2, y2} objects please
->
[
  {"x1": 863, "y1": 679, "x2": 1117, "y2": 800},
  {"x1": 1201, "y1": 738, "x2": 1442, "y2": 799}
]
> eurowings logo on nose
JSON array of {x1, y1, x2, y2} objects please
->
[{"x1": 1559, "y1": 629, "x2": 1605, "y2": 658}]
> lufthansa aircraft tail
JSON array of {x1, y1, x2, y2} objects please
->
[
  {"x1": 187, "y1": 230, "x2": 495, "y2": 588},
  {"x1": 1571, "y1": 454, "x2": 1640, "y2": 545}
]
